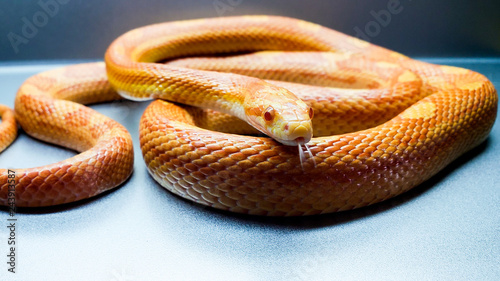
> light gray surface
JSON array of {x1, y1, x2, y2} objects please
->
[
  {"x1": 0, "y1": 59, "x2": 499, "y2": 281},
  {"x1": 1, "y1": 0, "x2": 500, "y2": 61}
]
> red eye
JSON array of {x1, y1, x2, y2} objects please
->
[
  {"x1": 264, "y1": 106, "x2": 275, "y2": 122},
  {"x1": 309, "y1": 107, "x2": 314, "y2": 119}
]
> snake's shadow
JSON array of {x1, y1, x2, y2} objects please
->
[
  {"x1": 0, "y1": 173, "x2": 133, "y2": 215},
  {"x1": 1, "y1": 137, "x2": 491, "y2": 224},
  {"x1": 185, "y1": 137, "x2": 492, "y2": 229}
]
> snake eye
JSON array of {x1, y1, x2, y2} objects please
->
[
  {"x1": 308, "y1": 107, "x2": 314, "y2": 119},
  {"x1": 264, "y1": 106, "x2": 275, "y2": 122}
]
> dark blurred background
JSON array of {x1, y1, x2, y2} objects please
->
[{"x1": 1, "y1": 0, "x2": 499, "y2": 62}]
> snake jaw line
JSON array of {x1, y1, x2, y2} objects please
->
[{"x1": 116, "y1": 90, "x2": 152, "y2": 101}]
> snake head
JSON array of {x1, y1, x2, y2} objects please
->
[{"x1": 244, "y1": 84, "x2": 313, "y2": 146}]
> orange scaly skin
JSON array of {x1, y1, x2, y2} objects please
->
[
  {"x1": 129, "y1": 16, "x2": 497, "y2": 215},
  {"x1": 0, "y1": 105, "x2": 17, "y2": 153},
  {"x1": 0, "y1": 16, "x2": 497, "y2": 214},
  {"x1": 0, "y1": 63, "x2": 134, "y2": 207}
]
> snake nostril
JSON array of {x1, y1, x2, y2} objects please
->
[{"x1": 284, "y1": 124, "x2": 289, "y2": 131}]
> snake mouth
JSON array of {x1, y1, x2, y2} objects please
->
[
  {"x1": 295, "y1": 137, "x2": 306, "y2": 145},
  {"x1": 275, "y1": 136, "x2": 311, "y2": 146},
  {"x1": 275, "y1": 121, "x2": 312, "y2": 146}
]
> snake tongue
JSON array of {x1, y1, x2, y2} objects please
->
[{"x1": 295, "y1": 137, "x2": 306, "y2": 144}]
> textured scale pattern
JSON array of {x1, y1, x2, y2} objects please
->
[
  {"x1": 0, "y1": 63, "x2": 134, "y2": 207},
  {"x1": 0, "y1": 16, "x2": 497, "y2": 214},
  {"x1": 116, "y1": 16, "x2": 496, "y2": 216}
]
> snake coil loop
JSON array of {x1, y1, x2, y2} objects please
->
[{"x1": 0, "y1": 16, "x2": 497, "y2": 216}]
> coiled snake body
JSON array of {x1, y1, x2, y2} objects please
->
[{"x1": 0, "y1": 16, "x2": 497, "y2": 216}]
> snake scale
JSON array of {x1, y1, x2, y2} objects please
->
[{"x1": 0, "y1": 16, "x2": 497, "y2": 216}]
